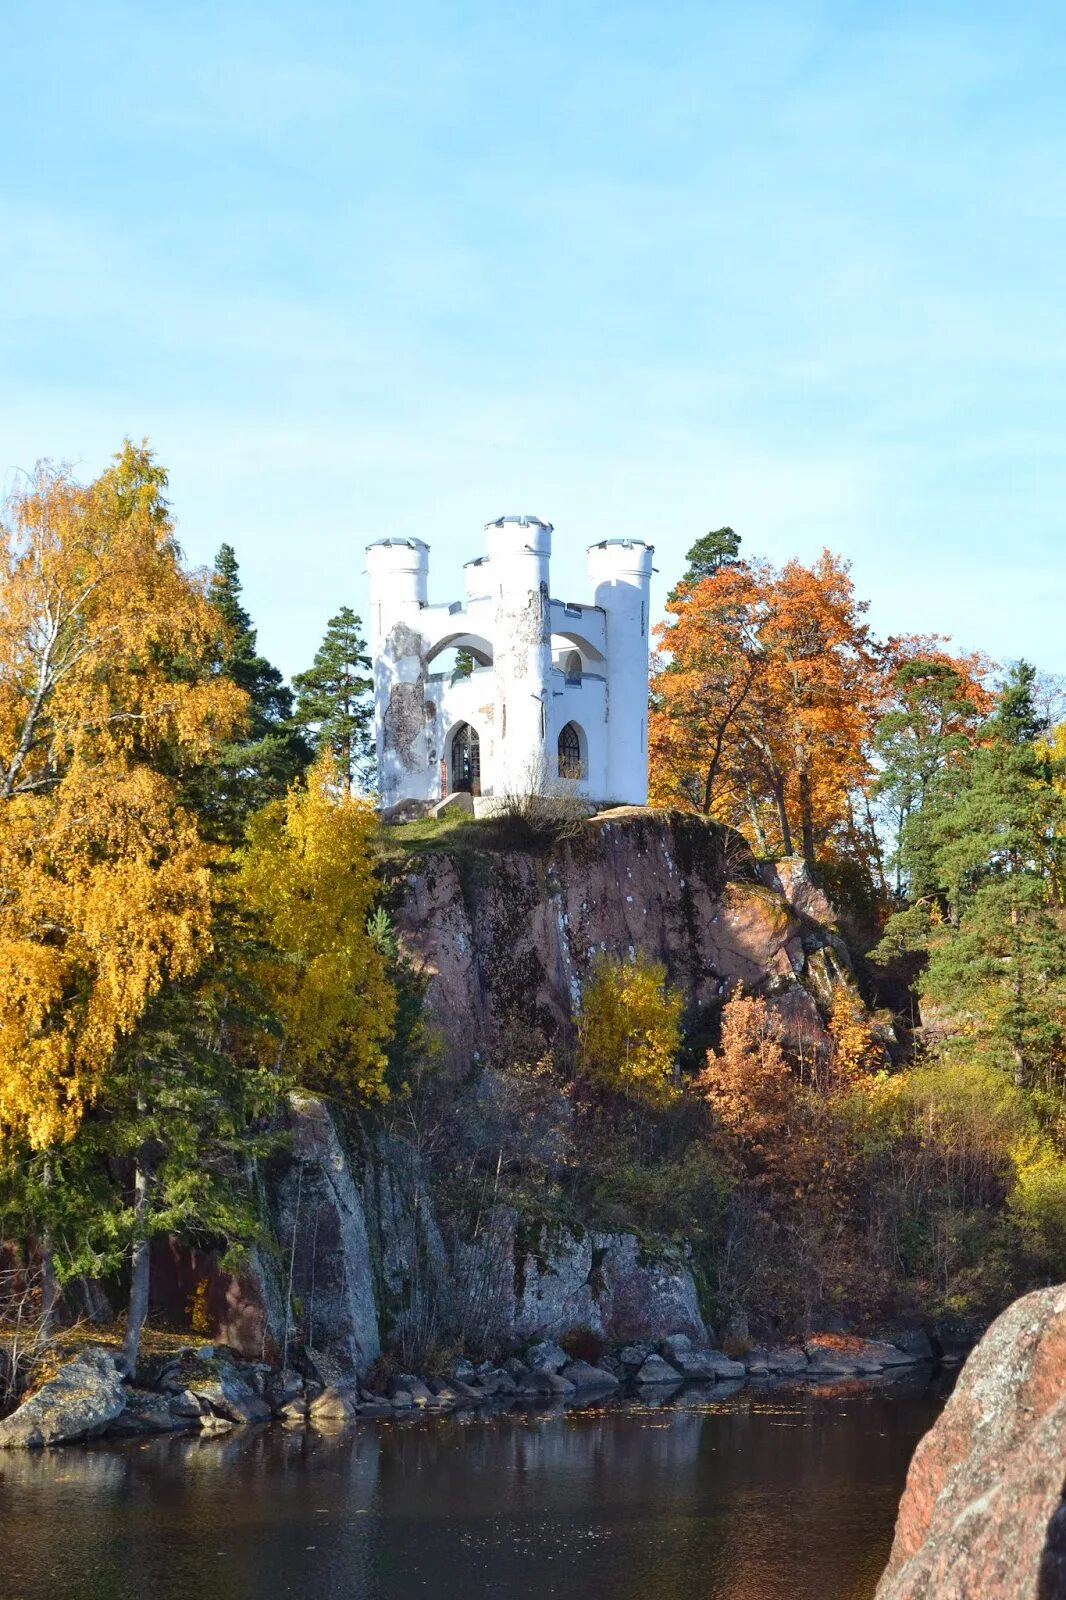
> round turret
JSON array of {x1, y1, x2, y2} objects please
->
[
  {"x1": 365, "y1": 538, "x2": 429, "y2": 654},
  {"x1": 587, "y1": 539, "x2": 654, "y2": 805}
]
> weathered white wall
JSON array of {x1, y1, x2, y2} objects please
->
[{"x1": 367, "y1": 518, "x2": 652, "y2": 811}]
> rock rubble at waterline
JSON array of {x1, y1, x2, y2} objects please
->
[{"x1": 0, "y1": 1328, "x2": 936, "y2": 1450}]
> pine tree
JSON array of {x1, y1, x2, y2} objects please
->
[
  {"x1": 667, "y1": 527, "x2": 742, "y2": 602},
  {"x1": 204, "y1": 545, "x2": 311, "y2": 838},
  {"x1": 873, "y1": 653, "x2": 991, "y2": 895},
  {"x1": 292, "y1": 607, "x2": 374, "y2": 794},
  {"x1": 879, "y1": 663, "x2": 1066, "y2": 1092}
]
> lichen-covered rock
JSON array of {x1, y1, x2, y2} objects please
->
[
  {"x1": 875, "y1": 1283, "x2": 1066, "y2": 1600},
  {"x1": 0, "y1": 1350, "x2": 126, "y2": 1448}
]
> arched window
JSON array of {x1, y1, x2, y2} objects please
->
[
  {"x1": 564, "y1": 650, "x2": 582, "y2": 684},
  {"x1": 450, "y1": 723, "x2": 481, "y2": 795},
  {"x1": 558, "y1": 722, "x2": 583, "y2": 780}
]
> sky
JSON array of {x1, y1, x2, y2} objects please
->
[{"x1": 2, "y1": 1, "x2": 1064, "y2": 684}]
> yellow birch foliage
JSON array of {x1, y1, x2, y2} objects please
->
[
  {"x1": 236, "y1": 751, "x2": 396, "y2": 1101},
  {"x1": 827, "y1": 983, "x2": 884, "y2": 1092},
  {"x1": 576, "y1": 952, "x2": 682, "y2": 1107},
  {"x1": 0, "y1": 445, "x2": 246, "y2": 1148}
]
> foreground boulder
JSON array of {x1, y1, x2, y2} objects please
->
[
  {"x1": 0, "y1": 1350, "x2": 126, "y2": 1448},
  {"x1": 876, "y1": 1283, "x2": 1066, "y2": 1600}
]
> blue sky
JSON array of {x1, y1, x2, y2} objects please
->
[{"x1": 2, "y1": 1, "x2": 1063, "y2": 683}]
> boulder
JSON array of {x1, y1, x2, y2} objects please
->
[
  {"x1": 265, "y1": 1367, "x2": 305, "y2": 1411},
  {"x1": 669, "y1": 1348, "x2": 746, "y2": 1381},
  {"x1": 0, "y1": 1349, "x2": 126, "y2": 1449},
  {"x1": 618, "y1": 1343, "x2": 655, "y2": 1368},
  {"x1": 525, "y1": 1340, "x2": 568, "y2": 1373},
  {"x1": 519, "y1": 1368, "x2": 575, "y2": 1397},
  {"x1": 635, "y1": 1354, "x2": 681, "y2": 1385},
  {"x1": 745, "y1": 1346, "x2": 808, "y2": 1376},
  {"x1": 875, "y1": 1283, "x2": 1066, "y2": 1600},
  {"x1": 442, "y1": 1377, "x2": 483, "y2": 1403},
  {"x1": 560, "y1": 1360, "x2": 619, "y2": 1389},
  {"x1": 109, "y1": 1390, "x2": 191, "y2": 1436},
  {"x1": 878, "y1": 1328, "x2": 935, "y2": 1363},
  {"x1": 805, "y1": 1336, "x2": 912, "y2": 1375},
  {"x1": 188, "y1": 1369, "x2": 271, "y2": 1425},
  {"x1": 199, "y1": 1413, "x2": 234, "y2": 1436},
  {"x1": 308, "y1": 1386, "x2": 356, "y2": 1425},
  {"x1": 659, "y1": 1333, "x2": 694, "y2": 1360},
  {"x1": 392, "y1": 1373, "x2": 435, "y2": 1407},
  {"x1": 169, "y1": 1388, "x2": 209, "y2": 1418},
  {"x1": 476, "y1": 1367, "x2": 517, "y2": 1396}
]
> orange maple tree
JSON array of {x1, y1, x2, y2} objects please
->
[{"x1": 649, "y1": 550, "x2": 884, "y2": 865}]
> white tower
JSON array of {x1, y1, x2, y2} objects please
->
[
  {"x1": 365, "y1": 538, "x2": 430, "y2": 810},
  {"x1": 484, "y1": 515, "x2": 553, "y2": 795},
  {"x1": 587, "y1": 538, "x2": 654, "y2": 805}
]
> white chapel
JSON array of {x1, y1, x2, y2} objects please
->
[{"x1": 366, "y1": 515, "x2": 654, "y2": 815}]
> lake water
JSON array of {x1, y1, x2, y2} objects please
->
[{"x1": 0, "y1": 1377, "x2": 947, "y2": 1600}]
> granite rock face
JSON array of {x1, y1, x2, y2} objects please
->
[
  {"x1": 391, "y1": 810, "x2": 849, "y2": 1068},
  {"x1": 271, "y1": 1094, "x2": 382, "y2": 1377},
  {"x1": 0, "y1": 1350, "x2": 126, "y2": 1448},
  {"x1": 875, "y1": 1283, "x2": 1066, "y2": 1600}
]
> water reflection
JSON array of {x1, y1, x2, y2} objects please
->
[{"x1": 0, "y1": 1376, "x2": 948, "y2": 1600}]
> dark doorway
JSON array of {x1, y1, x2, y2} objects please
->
[{"x1": 450, "y1": 722, "x2": 481, "y2": 795}]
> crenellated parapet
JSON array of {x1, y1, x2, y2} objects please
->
[{"x1": 366, "y1": 516, "x2": 653, "y2": 813}]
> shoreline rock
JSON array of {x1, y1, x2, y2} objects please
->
[
  {"x1": 875, "y1": 1283, "x2": 1066, "y2": 1600},
  {"x1": 0, "y1": 1326, "x2": 938, "y2": 1448}
]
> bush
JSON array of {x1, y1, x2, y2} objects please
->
[
  {"x1": 560, "y1": 1326, "x2": 606, "y2": 1364},
  {"x1": 576, "y1": 953, "x2": 683, "y2": 1108}
]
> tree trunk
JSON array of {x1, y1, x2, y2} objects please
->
[
  {"x1": 798, "y1": 764, "x2": 815, "y2": 865},
  {"x1": 39, "y1": 1160, "x2": 58, "y2": 1339},
  {"x1": 772, "y1": 773, "x2": 793, "y2": 857},
  {"x1": 39, "y1": 1243, "x2": 58, "y2": 1339},
  {"x1": 122, "y1": 1130, "x2": 154, "y2": 1376}
]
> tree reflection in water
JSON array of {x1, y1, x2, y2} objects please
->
[{"x1": 0, "y1": 1377, "x2": 949, "y2": 1600}]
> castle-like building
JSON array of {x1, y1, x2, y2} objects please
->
[{"x1": 367, "y1": 515, "x2": 653, "y2": 814}]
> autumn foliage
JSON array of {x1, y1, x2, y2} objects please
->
[
  {"x1": 237, "y1": 749, "x2": 396, "y2": 1100},
  {"x1": 0, "y1": 447, "x2": 246, "y2": 1147},
  {"x1": 649, "y1": 551, "x2": 885, "y2": 866},
  {"x1": 576, "y1": 952, "x2": 683, "y2": 1107}
]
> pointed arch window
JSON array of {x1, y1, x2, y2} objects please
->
[
  {"x1": 558, "y1": 721, "x2": 583, "y2": 780},
  {"x1": 450, "y1": 722, "x2": 481, "y2": 795}
]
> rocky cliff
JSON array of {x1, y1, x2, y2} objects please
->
[
  {"x1": 147, "y1": 811, "x2": 864, "y2": 1377},
  {"x1": 876, "y1": 1283, "x2": 1066, "y2": 1600},
  {"x1": 388, "y1": 807, "x2": 852, "y2": 1070}
]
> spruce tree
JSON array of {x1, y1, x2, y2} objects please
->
[
  {"x1": 292, "y1": 606, "x2": 374, "y2": 793},
  {"x1": 205, "y1": 544, "x2": 311, "y2": 837}
]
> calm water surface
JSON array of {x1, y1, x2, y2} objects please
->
[{"x1": 0, "y1": 1379, "x2": 947, "y2": 1600}]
